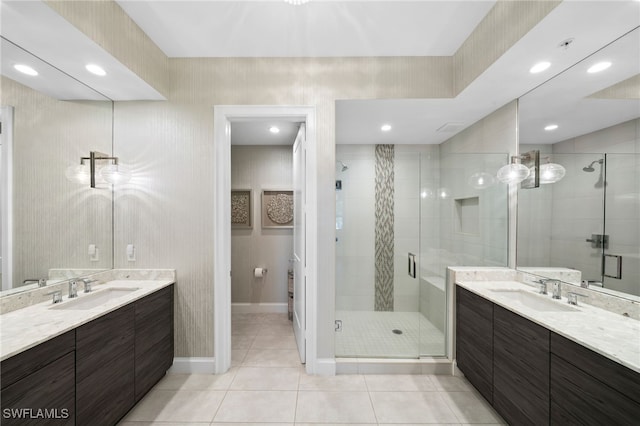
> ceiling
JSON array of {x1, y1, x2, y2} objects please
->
[
  {"x1": 1, "y1": 1, "x2": 639, "y2": 146},
  {"x1": 116, "y1": 0, "x2": 496, "y2": 58}
]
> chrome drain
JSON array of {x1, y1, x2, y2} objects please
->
[{"x1": 392, "y1": 329, "x2": 403, "y2": 335}]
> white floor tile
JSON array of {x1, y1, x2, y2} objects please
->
[
  {"x1": 122, "y1": 389, "x2": 225, "y2": 423},
  {"x1": 242, "y1": 348, "x2": 302, "y2": 367},
  {"x1": 213, "y1": 390, "x2": 297, "y2": 423},
  {"x1": 298, "y1": 374, "x2": 367, "y2": 391},
  {"x1": 154, "y1": 371, "x2": 237, "y2": 391},
  {"x1": 230, "y1": 367, "x2": 300, "y2": 390},
  {"x1": 441, "y1": 391, "x2": 506, "y2": 424},
  {"x1": 295, "y1": 391, "x2": 377, "y2": 424},
  {"x1": 369, "y1": 391, "x2": 459, "y2": 424},
  {"x1": 364, "y1": 374, "x2": 437, "y2": 392},
  {"x1": 251, "y1": 333, "x2": 298, "y2": 350},
  {"x1": 427, "y1": 375, "x2": 475, "y2": 391}
]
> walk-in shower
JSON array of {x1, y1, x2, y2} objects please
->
[{"x1": 335, "y1": 145, "x2": 509, "y2": 359}]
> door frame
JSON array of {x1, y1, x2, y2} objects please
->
[{"x1": 213, "y1": 105, "x2": 317, "y2": 374}]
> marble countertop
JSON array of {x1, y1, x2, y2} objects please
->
[
  {"x1": 0, "y1": 279, "x2": 174, "y2": 361},
  {"x1": 456, "y1": 280, "x2": 640, "y2": 373}
]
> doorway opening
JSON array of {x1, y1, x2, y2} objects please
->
[{"x1": 213, "y1": 106, "x2": 317, "y2": 375}]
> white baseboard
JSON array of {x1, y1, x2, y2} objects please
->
[
  {"x1": 232, "y1": 303, "x2": 288, "y2": 314},
  {"x1": 313, "y1": 357, "x2": 337, "y2": 376},
  {"x1": 168, "y1": 357, "x2": 216, "y2": 374}
]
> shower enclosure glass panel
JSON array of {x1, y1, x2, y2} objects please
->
[
  {"x1": 602, "y1": 154, "x2": 640, "y2": 296},
  {"x1": 335, "y1": 146, "x2": 509, "y2": 359}
]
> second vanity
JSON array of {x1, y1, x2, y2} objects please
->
[
  {"x1": 455, "y1": 280, "x2": 640, "y2": 425},
  {"x1": 0, "y1": 274, "x2": 175, "y2": 426}
]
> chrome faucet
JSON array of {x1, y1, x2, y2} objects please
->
[
  {"x1": 68, "y1": 280, "x2": 78, "y2": 298},
  {"x1": 534, "y1": 278, "x2": 551, "y2": 295},
  {"x1": 550, "y1": 280, "x2": 562, "y2": 299},
  {"x1": 45, "y1": 290, "x2": 62, "y2": 304},
  {"x1": 81, "y1": 278, "x2": 98, "y2": 293},
  {"x1": 567, "y1": 292, "x2": 588, "y2": 306},
  {"x1": 23, "y1": 278, "x2": 47, "y2": 287}
]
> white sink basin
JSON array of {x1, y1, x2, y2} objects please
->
[
  {"x1": 489, "y1": 289, "x2": 579, "y2": 312},
  {"x1": 50, "y1": 288, "x2": 140, "y2": 310}
]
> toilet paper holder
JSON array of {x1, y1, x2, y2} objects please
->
[{"x1": 253, "y1": 267, "x2": 268, "y2": 278}]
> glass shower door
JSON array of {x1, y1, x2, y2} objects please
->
[{"x1": 602, "y1": 153, "x2": 640, "y2": 296}]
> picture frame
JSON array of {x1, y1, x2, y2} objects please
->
[
  {"x1": 231, "y1": 189, "x2": 252, "y2": 228},
  {"x1": 261, "y1": 189, "x2": 294, "y2": 229}
]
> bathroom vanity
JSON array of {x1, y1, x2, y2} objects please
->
[
  {"x1": 0, "y1": 280, "x2": 174, "y2": 426},
  {"x1": 455, "y1": 282, "x2": 640, "y2": 425}
]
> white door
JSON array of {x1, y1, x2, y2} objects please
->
[{"x1": 292, "y1": 123, "x2": 306, "y2": 363}]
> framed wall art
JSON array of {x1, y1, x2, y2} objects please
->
[
  {"x1": 231, "y1": 189, "x2": 252, "y2": 228},
  {"x1": 261, "y1": 189, "x2": 294, "y2": 229}
]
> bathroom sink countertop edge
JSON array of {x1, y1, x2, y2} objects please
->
[
  {"x1": 456, "y1": 280, "x2": 640, "y2": 373},
  {"x1": 0, "y1": 279, "x2": 174, "y2": 361}
]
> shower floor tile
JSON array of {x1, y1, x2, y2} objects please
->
[{"x1": 335, "y1": 310, "x2": 445, "y2": 358}]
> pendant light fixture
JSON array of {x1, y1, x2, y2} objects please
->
[{"x1": 496, "y1": 150, "x2": 540, "y2": 187}]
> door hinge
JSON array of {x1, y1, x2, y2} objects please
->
[{"x1": 335, "y1": 320, "x2": 342, "y2": 332}]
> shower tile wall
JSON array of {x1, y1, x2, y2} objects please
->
[{"x1": 375, "y1": 144, "x2": 395, "y2": 311}]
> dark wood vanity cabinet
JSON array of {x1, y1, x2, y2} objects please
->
[
  {"x1": 455, "y1": 284, "x2": 640, "y2": 426},
  {"x1": 493, "y1": 305, "x2": 549, "y2": 426},
  {"x1": 455, "y1": 286, "x2": 494, "y2": 403},
  {"x1": 0, "y1": 331, "x2": 76, "y2": 425},
  {"x1": 134, "y1": 285, "x2": 174, "y2": 401},
  {"x1": 550, "y1": 333, "x2": 640, "y2": 425},
  {"x1": 76, "y1": 305, "x2": 135, "y2": 426}
]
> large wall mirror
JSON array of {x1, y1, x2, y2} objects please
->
[
  {"x1": 517, "y1": 27, "x2": 640, "y2": 299},
  {"x1": 1, "y1": 39, "x2": 114, "y2": 295}
]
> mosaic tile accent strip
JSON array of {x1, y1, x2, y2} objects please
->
[{"x1": 375, "y1": 144, "x2": 395, "y2": 311}]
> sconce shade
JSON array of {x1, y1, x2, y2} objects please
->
[
  {"x1": 539, "y1": 162, "x2": 566, "y2": 184},
  {"x1": 468, "y1": 172, "x2": 496, "y2": 189},
  {"x1": 497, "y1": 163, "x2": 530, "y2": 184},
  {"x1": 65, "y1": 164, "x2": 91, "y2": 185},
  {"x1": 101, "y1": 164, "x2": 132, "y2": 185}
]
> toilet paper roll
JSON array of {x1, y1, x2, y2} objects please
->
[{"x1": 254, "y1": 267, "x2": 266, "y2": 278}]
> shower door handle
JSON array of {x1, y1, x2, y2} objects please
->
[
  {"x1": 603, "y1": 254, "x2": 622, "y2": 279},
  {"x1": 408, "y1": 253, "x2": 416, "y2": 279}
]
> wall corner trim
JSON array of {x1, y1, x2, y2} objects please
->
[{"x1": 314, "y1": 358, "x2": 337, "y2": 376}]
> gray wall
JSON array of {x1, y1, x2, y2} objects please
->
[{"x1": 231, "y1": 145, "x2": 293, "y2": 305}]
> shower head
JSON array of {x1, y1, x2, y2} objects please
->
[
  {"x1": 338, "y1": 161, "x2": 348, "y2": 172},
  {"x1": 582, "y1": 159, "x2": 603, "y2": 172}
]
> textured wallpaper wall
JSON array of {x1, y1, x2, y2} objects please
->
[{"x1": 1, "y1": 77, "x2": 113, "y2": 288}]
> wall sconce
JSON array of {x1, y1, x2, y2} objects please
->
[
  {"x1": 66, "y1": 151, "x2": 131, "y2": 188},
  {"x1": 539, "y1": 156, "x2": 566, "y2": 184},
  {"x1": 497, "y1": 150, "x2": 540, "y2": 187}
]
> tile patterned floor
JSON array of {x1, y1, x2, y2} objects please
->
[
  {"x1": 335, "y1": 310, "x2": 445, "y2": 358},
  {"x1": 119, "y1": 313, "x2": 504, "y2": 426}
]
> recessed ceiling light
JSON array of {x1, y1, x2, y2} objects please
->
[
  {"x1": 14, "y1": 64, "x2": 38, "y2": 76},
  {"x1": 381, "y1": 124, "x2": 392, "y2": 132},
  {"x1": 587, "y1": 61, "x2": 611, "y2": 74},
  {"x1": 86, "y1": 63, "x2": 107, "y2": 76},
  {"x1": 544, "y1": 124, "x2": 559, "y2": 131},
  {"x1": 529, "y1": 61, "x2": 551, "y2": 74},
  {"x1": 269, "y1": 126, "x2": 280, "y2": 134}
]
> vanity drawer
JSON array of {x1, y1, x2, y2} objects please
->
[
  {"x1": 0, "y1": 330, "x2": 75, "y2": 389},
  {"x1": 551, "y1": 354, "x2": 640, "y2": 425},
  {"x1": 550, "y1": 332, "x2": 640, "y2": 405}
]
